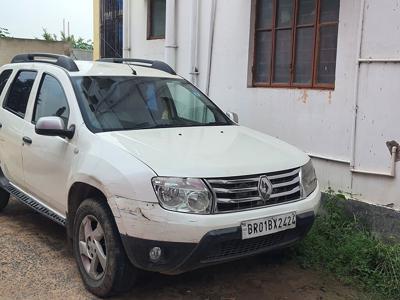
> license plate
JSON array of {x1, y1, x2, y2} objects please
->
[{"x1": 241, "y1": 212, "x2": 296, "y2": 240}]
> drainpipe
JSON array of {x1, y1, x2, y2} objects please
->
[
  {"x1": 348, "y1": 0, "x2": 398, "y2": 179},
  {"x1": 358, "y1": 58, "x2": 400, "y2": 63},
  {"x1": 349, "y1": 0, "x2": 366, "y2": 174},
  {"x1": 122, "y1": 0, "x2": 131, "y2": 57},
  {"x1": 204, "y1": 0, "x2": 217, "y2": 95},
  {"x1": 189, "y1": 0, "x2": 200, "y2": 85},
  {"x1": 165, "y1": 0, "x2": 177, "y2": 69}
]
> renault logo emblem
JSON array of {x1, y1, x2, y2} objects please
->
[{"x1": 258, "y1": 175, "x2": 273, "y2": 201}]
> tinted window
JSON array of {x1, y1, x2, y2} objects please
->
[
  {"x1": 72, "y1": 76, "x2": 232, "y2": 133},
  {"x1": 167, "y1": 81, "x2": 216, "y2": 123},
  {"x1": 317, "y1": 25, "x2": 339, "y2": 84},
  {"x1": 4, "y1": 71, "x2": 37, "y2": 118},
  {"x1": 33, "y1": 74, "x2": 70, "y2": 126},
  {"x1": 273, "y1": 29, "x2": 292, "y2": 83},
  {"x1": 0, "y1": 70, "x2": 12, "y2": 96},
  {"x1": 254, "y1": 31, "x2": 272, "y2": 83},
  {"x1": 148, "y1": 0, "x2": 166, "y2": 39},
  {"x1": 256, "y1": 0, "x2": 273, "y2": 29}
]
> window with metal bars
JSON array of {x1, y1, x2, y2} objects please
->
[
  {"x1": 251, "y1": 0, "x2": 340, "y2": 89},
  {"x1": 100, "y1": 0, "x2": 123, "y2": 58}
]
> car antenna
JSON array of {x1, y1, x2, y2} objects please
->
[
  {"x1": 124, "y1": 62, "x2": 137, "y2": 75},
  {"x1": 100, "y1": 36, "x2": 137, "y2": 75}
]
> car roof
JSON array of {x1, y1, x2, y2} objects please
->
[
  {"x1": 4, "y1": 56, "x2": 180, "y2": 79},
  {"x1": 72, "y1": 61, "x2": 181, "y2": 78}
]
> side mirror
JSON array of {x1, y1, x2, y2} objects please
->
[
  {"x1": 35, "y1": 116, "x2": 75, "y2": 139},
  {"x1": 226, "y1": 111, "x2": 239, "y2": 123}
]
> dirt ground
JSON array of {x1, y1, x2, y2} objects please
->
[{"x1": 0, "y1": 199, "x2": 371, "y2": 300}]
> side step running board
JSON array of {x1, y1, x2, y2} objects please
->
[{"x1": 0, "y1": 173, "x2": 66, "y2": 226}]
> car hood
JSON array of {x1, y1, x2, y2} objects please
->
[{"x1": 98, "y1": 126, "x2": 309, "y2": 178}]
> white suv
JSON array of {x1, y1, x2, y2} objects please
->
[{"x1": 0, "y1": 53, "x2": 320, "y2": 297}]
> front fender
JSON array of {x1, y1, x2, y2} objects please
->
[
  {"x1": 69, "y1": 128, "x2": 159, "y2": 203},
  {"x1": 67, "y1": 136, "x2": 159, "y2": 235}
]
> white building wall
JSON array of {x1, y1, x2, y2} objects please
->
[
  {"x1": 350, "y1": 0, "x2": 400, "y2": 206},
  {"x1": 124, "y1": 0, "x2": 400, "y2": 208},
  {"x1": 125, "y1": 0, "x2": 164, "y2": 60}
]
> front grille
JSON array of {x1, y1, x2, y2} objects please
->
[
  {"x1": 206, "y1": 168, "x2": 301, "y2": 213},
  {"x1": 202, "y1": 227, "x2": 302, "y2": 262}
]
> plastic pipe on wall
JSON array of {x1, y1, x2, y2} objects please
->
[
  {"x1": 350, "y1": 146, "x2": 397, "y2": 178},
  {"x1": 309, "y1": 146, "x2": 398, "y2": 178},
  {"x1": 349, "y1": 0, "x2": 366, "y2": 174},
  {"x1": 347, "y1": 0, "x2": 398, "y2": 179},
  {"x1": 358, "y1": 58, "x2": 400, "y2": 63},
  {"x1": 165, "y1": 0, "x2": 177, "y2": 69},
  {"x1": 204, "y1": 0, "x2": 217, "y2": 95},
  {"x1": 122, "y1": 0, "x2": 131, "y2": 58},
  {"x1": 189, "y1": 0, "x2": 200, "y2": 85}
]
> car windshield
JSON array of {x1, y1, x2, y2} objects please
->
[{"x1": 72, "y1": 76, "x2": 233, "y2": 132}]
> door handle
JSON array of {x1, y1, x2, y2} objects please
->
[
  {"x1": 22, "y1": 136, "x2": 32, "y2": 145},
  {"x1": 0, "y1": 122, "x2": 2, "y2": 128}
]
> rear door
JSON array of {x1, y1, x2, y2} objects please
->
[{"x1": 0, "y1": 68, "x2": 38, "y2": 187}]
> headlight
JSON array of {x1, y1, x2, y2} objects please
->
[
  {"x1": 151, "y1": 177, "x2": 213, "y2": 214},
  {"x1": 301, "y1": 159, "x2": 318, "y2": 197}
]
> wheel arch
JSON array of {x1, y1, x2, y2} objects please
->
[{"x1": 67, "y1": 181, "x2": 119, "y2": 239}]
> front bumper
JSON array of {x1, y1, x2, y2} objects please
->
[
  {"x1": 121, "y1": 211, "x2": 315, "y2": 274},
  {"x1": 115, "y1": 184, "x2": 320, "y2": 274},
  {"x1": 114, "y1": 183, "x2": 320, "y2": 243}
]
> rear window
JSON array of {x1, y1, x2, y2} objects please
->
[
  {"x1": 3, "y1": 70, "x2": 37, "y2": 118},
  {"x1": 0, "y1": 69, "x2": 12, "y2": 96}
]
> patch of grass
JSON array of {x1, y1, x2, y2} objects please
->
[{"x1": 293, "y1": 193, "x2": 400, "y2": 299}]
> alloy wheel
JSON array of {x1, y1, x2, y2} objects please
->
[{"x1": 78, "y1": 215, "x2": 107, "y2": 280}]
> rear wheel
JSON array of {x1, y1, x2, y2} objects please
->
[
  {"x1": 0, "y1": 189, "x2": 10, "y2": 212},
  {"x1": 73, "y1": 198, "x2": 136, "y2": 297}
]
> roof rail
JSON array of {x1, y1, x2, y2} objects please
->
[
  {"x1": 11, "y1": 53, "x2": 79, "y2": 72},
  {"x1": 98, "y1": 58, "x2": 176, "y2": 75}
]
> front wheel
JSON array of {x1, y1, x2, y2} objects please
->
[
  {"x1": 73, "y1": 198, "x2": 136, "y2": 297},
  {"x1": 0, "y1": 188, "x2": 10, "y2": 212}
]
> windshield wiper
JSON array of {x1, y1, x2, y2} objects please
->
[
  {"x1": 202, "y1": 121, "x2": 232, "y2": 126},
  {"x1": 136, "y1": 123, "x2": 231, "y2": 130},
  {"x1": 129, "y1": 122, "x2": 183, "y2": 130},
  {"x1": 129, "y1": 120, "x2": 231, "y2": 130}
]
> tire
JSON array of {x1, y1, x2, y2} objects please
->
[
  {"x1": 0, "y1": 188, "x2": 10, "y2": 212},
  {"x1": 73, "y1": 198, "x2": 137, "y2": 297}
]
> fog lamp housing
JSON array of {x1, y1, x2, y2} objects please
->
[{"x1": 149, "y1": 246, "x2": 162, "y2": 262}]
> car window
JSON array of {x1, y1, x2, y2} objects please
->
[
  {"x1": 0, "y1": 69, "x2": 13, "y2": 96},
  {"x1": 72, "y1": 76, "x2": 232, "y2": 132},
  {"x1": 3, "y1": 70, "x2": 37, "y2": 118},
  {"x1": 33, "y1": 74, "x2": 70, "y2": 126},
  {"x1": 166, "y1": 81, "x2": 216, "y2": 123}
]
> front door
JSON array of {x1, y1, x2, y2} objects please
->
[{"x1": 22, "y1": 72, "x2": 74, "y2": 213}]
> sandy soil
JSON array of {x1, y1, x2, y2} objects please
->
[{"x1": 0, "y1": 199, "x2": 370, "y2": 300}]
